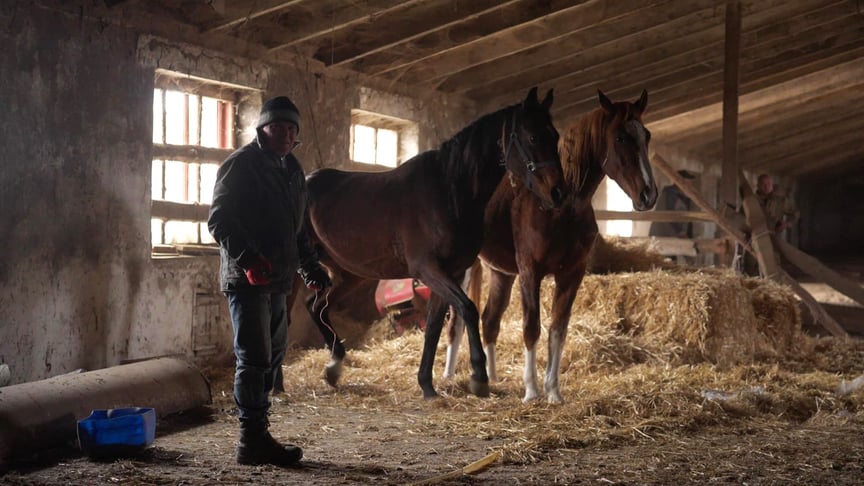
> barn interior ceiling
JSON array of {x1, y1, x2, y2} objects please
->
[{"x1": 43, "y1": 0, "x2": 864, "y2": 176}]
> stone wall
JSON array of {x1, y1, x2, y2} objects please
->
[{"x1": 0, "y1": 3, "x2": 476, "y2": 385}]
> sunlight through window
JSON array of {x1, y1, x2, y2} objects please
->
[
  {"x1": 151, "y1": 75, "x2": 238, "y2": 251},
  {"x1": 605, "y1": 180, "x2": 634, "y2": 237}
]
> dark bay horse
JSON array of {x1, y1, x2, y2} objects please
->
[
  {"x1": 302, "y1": 88, "x2": 566, "y2": 398},
  {"x1": 444, "y1": 90, "x2": 657, "y2": 403}
]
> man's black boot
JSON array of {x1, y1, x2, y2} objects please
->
[{"x1": 236, "y1": 425, "x2": 303, "y2": 467}]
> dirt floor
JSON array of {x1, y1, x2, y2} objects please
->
[
  {"x1": 3, "y1": 264, "x2": 864, "y2": 485},
  {"x1": 3, "y1": 338, "x2": 864, "y2": 485}
]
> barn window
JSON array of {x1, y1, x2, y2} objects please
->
[
  {"x1": 602, "y1": 179, "x2": 634, "y2": 237},
  {"x1": 151, "y1": 71, "x2": 242, "y2": 255},
  {"x1": 350, "y1": 109, "x2": 417, "y2": 167}
]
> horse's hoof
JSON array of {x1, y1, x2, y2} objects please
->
[
  {"x1": 324, "y1": 360, "x2": 342, "y2": 387},
  {"x1": 470, "y1": 379, "x2": 490, "y2": 398},
  {"x1": 423, "y1": 390, "x2": 439, "y2": 400}
]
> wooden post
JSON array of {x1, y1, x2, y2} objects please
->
[
  {"x1": 720, "y1": 0, "x2": 742, "y2": 210},
  {"x1": 738, "y1": 169, "x2": 780, "y2": 279}
]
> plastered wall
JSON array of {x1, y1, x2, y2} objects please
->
[{"x1": 0, "y1": 3, "x2": 475, "y2": 385}]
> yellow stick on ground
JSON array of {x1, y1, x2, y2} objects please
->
[{"x1": 411, "y1": 450, "x2": 503, "y2": 485}]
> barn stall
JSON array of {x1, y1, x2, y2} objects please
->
[{"x1": 1, "y1": 0, "x2": 863, "y2": 484}]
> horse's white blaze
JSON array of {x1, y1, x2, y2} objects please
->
[
  {"x1": 545, "y1": 329, "x2": 565, "y2": 404},
  {"x1": 484, "y1": 342, "x2": 498, "y2": 382},
  {"x1": 639, "y1": 155, "x2": 652, "y2": 190},
  {"x1": 523, "y1": 346, "x2": 540, "y2": 402},
  {"x1": 443, "y1": 317, "x2": 464, "y2": 379}
]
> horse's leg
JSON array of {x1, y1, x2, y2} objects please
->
[
  {"x1": 304, "y1": 272, "x2": 367, "y2": 387},
  {"x1": 418, "y1": 292, "x2": 450, "y2": 398},
  {"x1": 481, "y1": 267, "x2": 516, "y2": 383},
  {"x1": 518, "y1": 269, "x2": 543, "y2": 403},
  {"x1": 418, "y1": 268, "x2": 487, "y2": 398},
  {"x1": 444, "y1": 269, "x2": 473, "y2": 378},
  {"x1": 545, "y1": 264, "x2": 586, "y2": 404}
]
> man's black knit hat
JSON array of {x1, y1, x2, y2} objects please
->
[{"x1": 257, "y1": 96, "x2": 300, "y2": 132}]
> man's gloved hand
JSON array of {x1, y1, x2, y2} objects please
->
[
  {"x1": 245, "y1": 254, "x2": 273, "y2": 286},
  {"x1": 300, "y1": 264, "x2": 332, "y2": 291}
]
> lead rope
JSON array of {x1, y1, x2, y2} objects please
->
[{"x1": 312, "y1": 287, "x2": 338, "y2": 356}]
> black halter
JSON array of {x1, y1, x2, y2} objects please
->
[{"x1": 501, "y1": 109, "x2": 557, "y2": 190}]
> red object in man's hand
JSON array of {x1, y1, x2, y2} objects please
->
[{"x1": 245, "y1": 255, "x2": 273, "y2": 286}]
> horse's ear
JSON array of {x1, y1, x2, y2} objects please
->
[
  {"x1": 524, "y1": 86, "x2": 539, "y2": 107},
  {"x1": 635, "y1": 89, "x2": 648, "y2": 114},
  {"x1": 541, "y1": 88, "x2": 554, "y2": 110},
  {"x1": 598, "y1": 89, "x2": 615, "y2": 113}
]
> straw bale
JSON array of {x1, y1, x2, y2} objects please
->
[
  {"x1": 587, "y1": 235, "x2": 676, "y2": 274},
  {"x1": 497, "y1": 269, "x2": 803, "y2": 370}
]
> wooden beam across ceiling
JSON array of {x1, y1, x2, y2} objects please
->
[
  {"x1": 202, "y1": 0, "x2": 305, "y2": 33},
  {"x1": 648, "y1": 54, "x2": 864, "y2": 132},
  {"x1": 345, "y1": 0, "x2": 584, "y2": 76},
  {"x1": 276, "y1": 0, "x2": 517, "y2": 65},
  {"x1": 378, "y1": 0, "x2": 672, "y2": 89},
  {"x1": 652, "y1": 82, "x2": 864, "y2": 149},
  {"x1": 551, "y1": 15, "x2": 864, "y2": 119},
  {"x1": 452, "y1": 0, "x2": 734, "y2": 98},
  {"x1": 261, "y1": 0, "x2": 424, "y2": 53},
  {"x1": 476, "y1": 0, "x2": 819, "y2": 114}
]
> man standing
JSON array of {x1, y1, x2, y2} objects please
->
[
  {"x1": 208, "y1": 96, "x2": 331, "y2": 467},
  {"x1": 755, "y1": 173, "x2": 799, "y2": 239}
]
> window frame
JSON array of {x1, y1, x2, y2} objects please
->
[
  {"x1": 349, "y1": 109, "x2": 418, "y2": 168},
  {"x1": 151, "y1": 71, "x2": 242, "y2": 256}
]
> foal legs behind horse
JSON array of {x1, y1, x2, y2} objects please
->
[{"x1": 445, "y1": 265, "x2": 514, "y2": 383}]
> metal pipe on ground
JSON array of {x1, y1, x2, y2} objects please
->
[{"x1": 0, "y1": 356, "x2": 211, "y2": 463}]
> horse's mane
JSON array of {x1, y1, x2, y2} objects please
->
[
  {"x1": 559, "y1": 102, "x2": 640, "y2": 201},
  {"x1": 436, "y1": 103, "x2": 517, "y2": 196},
  {"x1": 558, "y1": 108, "x2": 605, "y2": 199}
]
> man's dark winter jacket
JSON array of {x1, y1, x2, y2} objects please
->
[{"x1": 208, "y1": 137, "x2": 318, "y2": 293}]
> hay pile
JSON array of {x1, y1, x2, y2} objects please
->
[{"x1": 266, "y1": 236, "x2": 862, "y2": 464}]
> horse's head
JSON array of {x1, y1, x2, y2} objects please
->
[
  {"x1": 502, "y1": 87, "x2": 566, "y2": 210},
  {"x1": 598, "y1": 89, "x2": 658, "y2": 211}
]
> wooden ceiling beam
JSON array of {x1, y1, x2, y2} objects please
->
[
  {"x1": 239, "y1": 0, "x2": 417, "y2": 52},
  {"x1": 326, "y1": 0, "x2": 525, "y2": 68},
  {"x1": 737, "y1": 111, "x2": 864, "y2": 164},
  {"x1": 652, "y1": 83, "x2": 864, "y2": 148},
  {"x1": 466, "y1": 0, "x2": 831, "y2": 102},
  {"x1": 377, "y1": 0, "x2": 672, "y2": 88},
  {"x1": 202, "y1": 0, "x2": 305, "y2": 33},
  {"x1": 747, "y1": 123, "x2": 864, "y2": 173},
  {"x1": 273, "y1": 0, "x2": 516, "y2": 65},
  {"x1": 755, "y1": 138, "x2": 864, "y2": 177},
  {"x1": 554, "y1": 28, "x2": 864, "y2": 126},
  {"x1": 550, "y1": 18, "x2": 864, "y2": 118},
  {"x1": 345, "y1": 0, "x2": 586, "y2": 76},
  {"x1": 434, "y1": 0, "x2": 723, "y2": 94},
  {"x1": 643, "y1": 37, "x2": 864, "y2": 123},
  {"x1": 479, "y1": 0, "x2": 846, "y2": 116}
]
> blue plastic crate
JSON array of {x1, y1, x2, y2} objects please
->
[{"x1": 77, "y1": 407, "x2": 156, "y2": 457}]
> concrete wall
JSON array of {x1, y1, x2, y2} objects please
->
[{"x1": 0, "y1": 3, "x2": 475, "y2": 385}]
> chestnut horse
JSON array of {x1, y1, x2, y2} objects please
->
[
  {"x1": 444, "y1": 90, "x2": 657, "y2": 403},
  {"x1": 301, "y1": 88, "x2": 566, "y2": 398}
]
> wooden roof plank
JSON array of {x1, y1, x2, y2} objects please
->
[
  {"x1": 551, "y1": 17, "x2": 864, "y2": 118},
  {"x1": 378, "y1": 0, "x2": 675, "y2": 88},
  {"x1": 345, "y1": 0, "x2": 587, "y2": 76},
  {"x1": 469, "y1": 0, "x2": 832, "y2": 110}
]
